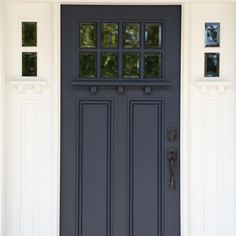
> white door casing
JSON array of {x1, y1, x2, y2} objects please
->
[{"x1": 1, "y1": 1, "x2": 236, "y2": 236}]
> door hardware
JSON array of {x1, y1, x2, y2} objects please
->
[
  {"x1": 168, "y1": 148, "x2": 177, "y2": 190},
  {"x1": 167, "y1": 127, "x2": 177, "y2": 142}
]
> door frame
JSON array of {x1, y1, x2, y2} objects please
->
[{"x1": 56, "y1": 2, "x2": 190, "y2": 236}]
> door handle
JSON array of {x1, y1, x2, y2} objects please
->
[{"x1": 168, "y1": 148, "x2": 177, "y2": 190}]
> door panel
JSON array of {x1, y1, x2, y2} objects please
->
[
  {"x1": 61, "y1": 5, "x2": 181, "y2": 236},
  {"x1": 77, "y1": 101, "x2": 112, "y2": 236},
  {"x1": 129, "y1": 101, "x2": 162, "y2": 236}
]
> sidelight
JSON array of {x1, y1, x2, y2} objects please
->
[
  {"x1": 22, "y1": 22, "x2": 37, "y2": 47},
  {"x1": 22, "y1": 52, "x2": 37, "y2": 76},
  {"x1": 205, "y1": 23, "x2": 220, "y2": 47},
  {"x1": 204, "y1": 53, "x2": 220, "y2": 77}
]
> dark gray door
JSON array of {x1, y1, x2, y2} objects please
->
[{"x1": 61, "y1": 5, "x2": 181, "y2": 236}]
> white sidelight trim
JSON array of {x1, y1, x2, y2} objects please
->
[
  {"x1": 180, "y1": 3, "x2": 191, "y2": 236},
  {"x1": 0, "y1": 0, "x2": 5, "y2": 235},
  {"x1": 52, "y1": 2, "x2": 61, "y2": 236}
]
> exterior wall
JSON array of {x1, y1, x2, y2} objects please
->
[{"x1": 1, "y1": 1, "x2": 236, "y2": 236}]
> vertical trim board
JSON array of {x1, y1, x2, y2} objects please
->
[
  {"x1": 201, "y1": 100, "x2": 222, "y2": 236},
  {"x1": 18, "y1": 98, "x2": 39, "y2": 236}
]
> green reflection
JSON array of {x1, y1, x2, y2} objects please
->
[
  {"x1": 101, "y1": 53, "x2": 118, "y2": 78},
  {"x1": 22, "y1": 52, "x2": 37, "y2": 77},
  {"x1": 123, "y1": 23, "x2": 140, "y2": 48},
  {"x1": 205, "y1": 53, "x2": 220, "y2": 77},
  {"x1": 144, "y1": 53, "x2": 161, "y2": 78},
  {"x1": 80, "y1": 23, "x2": 97, "y2": 48},
  {"x1": 102, "y1": 23, "x2": 118, "y2": 48},
  {"x1": 123, "y1": 53, "x2": 140, "y2": 79},
  {"x1": 22, "y1": 22, "x2": 37, "y2": 47},
  {"x1": 80, "y1": 53, "x2": 97, "y2": 78},
  {"x1": 145, "y1": 23, "x2": 162, "y2": 48}
]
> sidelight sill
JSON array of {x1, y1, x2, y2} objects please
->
[
  {"x1": 10, "y1": 79, "x2": 47, "y2": 93},
  {"x1": 194, "y1": 79, "x2": 234, "y2": 93}
]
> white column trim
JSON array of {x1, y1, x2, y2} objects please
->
[
  {"x1": 52, "y1": 2, "x2": 61, "y2": 236},
  {"x1": 0, "y1": 0, "x2": 5, "y2": 235},
  {"x1": 180, "y1": 3, "x2": 191, "y2": 236}
]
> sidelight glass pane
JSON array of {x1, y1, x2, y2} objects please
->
[
  {"x1": 144, "y1": 53, "x2": 162, "y2": 78},
  {"x1": 123, "y1": 23, "x2": 140, "y2": 48},
  {"x1": 80, "y1": 23, "x2": 97, "y2": 48},
  {"x1": 101, "y1": 53, "x2": 118, "y2": 78},
  {"x1": 22, "y1": 22, "x2": 37, "y2": 47},
  {"x1": 205, "y1": 23, "x2": 220, "y2": 47},
  {"x1": 205, "y1": 53, "x2": 220, "y2": 77},
  {"x1": 144, "y1": 23, "x2": 162, "y2": 48},
  {"x1": 101, "y1": 23, "x2": 119, "y2": 48},
  {"x1": 22, "y1": 52, "x2": 37, "y2": 76},
  {"x1": 123, "y1": 53, "x2": 140, "y2": 78},
  {"x1": 80, "y1": 53, "x2": 97, "y2": 78}
]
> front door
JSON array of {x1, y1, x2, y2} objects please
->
[{"x1": 61, "y1": 5, "x2": 181, "y2": 236}]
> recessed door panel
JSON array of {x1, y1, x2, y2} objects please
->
[
  {"x1": 129, "y1": 101, "x2": 162, "y2": 236},
  {"x1": 77, "y1": 101, "x2": 112, "y2": 236}
]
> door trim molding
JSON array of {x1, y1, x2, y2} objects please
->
[
  {"x1": 180, "y1": 3, "x2": 191, "y2": 236},
  {"x1": 0, "y1": 1, "x2": 6, "y2": 235}
]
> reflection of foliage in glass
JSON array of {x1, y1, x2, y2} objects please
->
[
  {"x1": 101, "y1": 53, "x2": 118, "y2": 78},
  {"x1": 123, "y1": 53, "x2": 140, "y2": 78},
  {"x1": 144, "y1": 53, "x2": 161, "y2": 78},
  {"x1": 22, "y1": 22, "x2": 37, "y2": 47},
  {"x1": 145, "y1": 23, "x2": 162, "y2": 48},
  {"x1": 205, "y1": 53, "x2": 219, "y2": 77},
  {"x1": 22, "y1": 52, "x2": 37, "y2": 76},
  {"x1": 80, "y1": 23, "x2": 97, "y2": 48},
  {"x1": 102, "y1": 23, "x2": 118, "y2": 48},
  {"x1": 80, "y1": 53, "x2": 97, "y2": 78},
  {"x1": 123, "y1": 23, "x2": 140, "y2": 48}
]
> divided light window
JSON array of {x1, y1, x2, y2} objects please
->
[{"x1": 78, "y1": 21, "x2": 163, "y2": 80}]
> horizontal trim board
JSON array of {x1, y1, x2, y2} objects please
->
[
  {"x1": 70, "y1": 80, "x2": 171, "y2": 87},
  {"x1": 3, "y1": 1, "x2": 236, "y2": 3}
]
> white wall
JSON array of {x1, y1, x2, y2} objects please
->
[{"x1": 2, "y1": 2, "x2": 236, "y2": 236}]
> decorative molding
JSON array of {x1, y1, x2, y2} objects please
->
[
  {"x1": 194, "y1": 80, "x2": 233, "y2": 93},
  {"x1": 10, "y1": 80, "x2": 47, "y2": 93},
  {"x1": 201, "y1": 100, "x2": 222, "y2": 236},
  {"x1": 18, "y1": 98, "x2": 39, "y2": 236}
]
